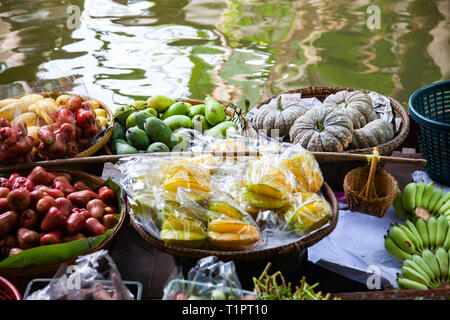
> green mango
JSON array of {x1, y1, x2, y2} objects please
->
[
  {"x1": 133, "y1": 100, "x2": 148, "y2": 110},
  {"x1": 111, "y1": 122, "x2": 127, "y2": 141},
  {"x1": 169, "y1": 133, "x2": 188, "y2": 151},
  {"x1": 206, "y1": 121, "x2": 238, "y2": 138},
  {"x1": 114, "y1": 105, "x2": 134, "y2": 124},
  {"x1": 135, "y1": 109, "x2": 156, "y2": 130},
  {"x1": 161, "y1": 102, "x2": 189, "y2": 120},
  {"x1": 126, "y1": 126, "x2": 150, "y2": 150},
  {"x1": 163, "y1": 115, "x2": 192, "y2": 131},
  {"x1": 146, "y1": 95, "x2": 175, "y2": 113},
  {"x1": 112, "y1": 139, "x2": 138, "y2": 155},
  {"x1": 146, "y1": 142, "x2": 170, "y2": 153},
  {"x1": 146, "y1": 108, "x2": 158, "y2": 117},
  {"x1": 204, "y1": 97, "x2": 225, "y2": 126},
  {"x1": 144, "y1": 117, "x2": 173, "y2": 146},
  {"x1": 191, "y1": 115, "x2": 210, "y2": 132},
  {"x1": 125, "y1": 112, "x2": 137, "y2": 129},
  {"x1": 187, "y1": 104, "x2": 205, "y2": 117}
]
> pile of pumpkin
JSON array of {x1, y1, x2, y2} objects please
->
[{"x1": 251, "y1": 90, "x2": 394, "y2": 152}]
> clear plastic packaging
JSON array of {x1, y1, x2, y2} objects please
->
[
  {"x1": 25, "y1": 250, "x2": 134, "y2": 300},
  {"x1": 162, "y1": 256, "x2": 255, "y2": 300},
  {"x1": 117, "y1": 134, "x2": 333, "y2": 251}
]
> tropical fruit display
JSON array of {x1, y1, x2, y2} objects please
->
[
  {"x1": 0, "y1": 166, "x2": 122, "y2": 268},
  {"x1": 392, "y1": 181, "x2": 450, "y2": 222},
  {"x1": 118, "y1": 142, "x2": 331, "y2": 251},
  {"x1": 0, "y1": 93, "x2": 111, "y2": 164},
  {"x1": 396, "y1": 248, "x2": 450, "y2": 290},
  {"x1": 109, "y1": 95, "x2": 239, "y2": 154}
]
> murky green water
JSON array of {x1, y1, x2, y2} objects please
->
[{"x1": 0, "y1": 0, "x2": 448, "y2": 110}]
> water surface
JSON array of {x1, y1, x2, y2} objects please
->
[{"x1": 0, "y1": 0, "x2": 448, "y2": 110}]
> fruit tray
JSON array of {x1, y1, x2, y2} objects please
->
[
  {"x1": 23, "y1": 278, "x2": 143, "y2": 300},
  {"x1": 126, "y1": 153, "x2": 339, "y2": 262},
  {"x1": 0, "y1": 92, "x2": 114, "y2": 170},
  {"x1": 0, "y1": 168, "x2": 126, "y2": 293}
]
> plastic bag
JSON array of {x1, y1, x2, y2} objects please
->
[
  {"x1": 25, "y1": 250, "x2": 134, "y2": 300},
  {"x1": 162, "y1": 256, "x2": 255, "y2": 300},
  {"x1": 116, "y1": 134, "x2": 333, "y2": 251}
]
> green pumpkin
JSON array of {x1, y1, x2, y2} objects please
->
[
  {"x1": 322, "y1": 90, "x2": 374, "y2": 129},
  {"x1": 289, "y1": 106, "x2": 354, "y2": 152}
]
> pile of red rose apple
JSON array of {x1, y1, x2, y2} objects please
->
[{"x1": 0, "y1": 166, "x2": 119, "y2": 259}]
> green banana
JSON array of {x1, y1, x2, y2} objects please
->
[
  {"x1": 384, "y1": 236, "x2": 412, "y2": 261},
  {"x1": 397, "y1": 277, "x2": 428, "y2": 290},
  {"x1": 389, "y1": 225, "x2": 417, "y2": 254},
  {"x1": 443, "y1": 225, "x2": 450, "y2": 250},
  {"x1": 435, "y1": 214, "x2": 449, "y2": 248},
  {"x1": 397, "y1": 223, "x2": 422, "y2": 253},
  {"x1": 435, "y1": 247, "x2": 449, "y2": 281},
  {"x1": 402, "y1": 183, "x2": 417, "y2": 213},
  {"x1": 420, "y1": 182, "x2": 435, "y2": 208},
  {"x1": 433, "y1": 192, "x2": 450, "y2": 215},
  {"x1": 427, "y1": 217, "x2": 438, "y2": 250},
  {"x1": 401, "y1": 265, "x2": 431, "y2": 287},
  {"x1": 426, "y1": 188, "x2": 442, "y2": 213},
  {"x1": 405, "y1": 220, "x2": 424, "y2": 251},
  {"x1": 422, "y1": 249, "x2": 441, "y2": 280},
  {"x1": 415, "y1": 218, "x2": 430, "y2": 249},
  {"x1": 393, "y1": 189, "x2": 409, "y2": 217},
  {"x1": 415, "y1": 181, "x2": 425, "y2": 210},
  {"x1": 411, "y1": 254, "x2": 439, "y2": 286},
  {"x1": 403, "y1": 260, "x2": 432, "y2": 286},
  {"x1": 439, "y1": 198, "x2": 450, "y2": 216}
]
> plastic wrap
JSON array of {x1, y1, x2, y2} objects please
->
[
  {"x1": 25, "y1": 250, "x2": 134, "y2": 300},
  {"x1": 116, "y1": 134, "x2": 333, "y2": 251},
  {"x1": 163, "y1": 256, "x2": 254, "y2": 300}
]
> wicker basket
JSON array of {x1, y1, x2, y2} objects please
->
[
  {"x1": 343, "y1": 164, "x2": 398, "y2": 218},
  {"x1": 3, "y1": 92, "x2": 114, "y2": 161},
  {"x1": 103, "y1": 98, "x2": 246, "y2": 155},
  {"x1": 0, "y1": 169, "x2": 126, "y2": 293},
  {"x1": 245, "y1": 86, "x2": 410, "y2": 190},
  {"x1": 129, "y1": 181, "x2": 338, "y2": 262}
]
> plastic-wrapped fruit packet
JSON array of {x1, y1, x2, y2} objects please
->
[
  {"x1": 116, "y1": 155, "x2": 262, "y2": 251},
  {"x1": 163, "y1": 256, "x2": 255, "y2": 300},
  {"x1": 25, "y1": 250, "x2": 134, "y2": 300}
]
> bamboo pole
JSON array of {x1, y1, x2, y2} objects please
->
[{"x1": 0, "y1": 150, "x2": 426, "y2": 173}]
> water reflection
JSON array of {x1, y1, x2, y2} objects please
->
[{"x1": 0, "y1": 0, "x2": 447, "y2": 109}]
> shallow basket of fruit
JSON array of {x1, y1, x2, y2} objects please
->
[
  {"x1": 245, "y1": 86, "x2": 410, "y2": 190},
  {"x1": 120, "y1": 149, "x2": 339, "y2": 262},
  {"x1": 107, "y1": 95, "x2": 245, "y2": 155},
  {"x1": 0, "y1": 92, "x2": 114, "y2": 167},
  {"x1": 0, "y1": 166, "x2": 126, "y2": 292}
]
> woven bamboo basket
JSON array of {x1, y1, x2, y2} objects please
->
[
  {"x1": 0, "y1": 169, "x2": 126, "y2": 293},
  {"x1": 343, "y1": 164, "x2": 398, "y2": 218},
  {"x1": 129, "y1": 181, "x2": 338, "y2": 262},
  {"x1": 3, "y1": 92, "x2": 114, "y2": 161},
  {"x1": 103, "y1": 98, "x2": 245, "y2": 155},
  {"x1": 245, "y1": 86, "x2": 410, "y2": 190}
]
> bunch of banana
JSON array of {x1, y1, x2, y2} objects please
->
[
  {"x1": 393, "y1": 181, "x2": 450, "y2": 221},
  {"x1": 384, "y1": 215, "x2": 450, "y2": 261},
  {"x1": 396, "y1": 248, "x2": 450, "y2": 290}
]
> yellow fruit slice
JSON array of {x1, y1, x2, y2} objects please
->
[
  {"x1": 240, "y1": 189, "x2": 289, "y2": 209},
  {"x1": 285, "y1": 199, "x2": 331, "y2": 234},
  {"x1": 245, "y1": 182, "x2": 289, "y2": 199},
  {"x1": 161, "y1": 216, "x2": 205, "y2": 235},
  {"x1": 208, "y1": 201, "x2": 243, "y2": 220},
  {"x1": 280, "y1": 153, "x2": 323, "y2": 193},
  {"x1": 159, "y1": 229, "x2": 206, "y2": 248}
]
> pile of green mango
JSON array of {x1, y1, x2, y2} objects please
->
[{"x1": 109, "y1": 95, "x2": 238, "y2": 154}]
